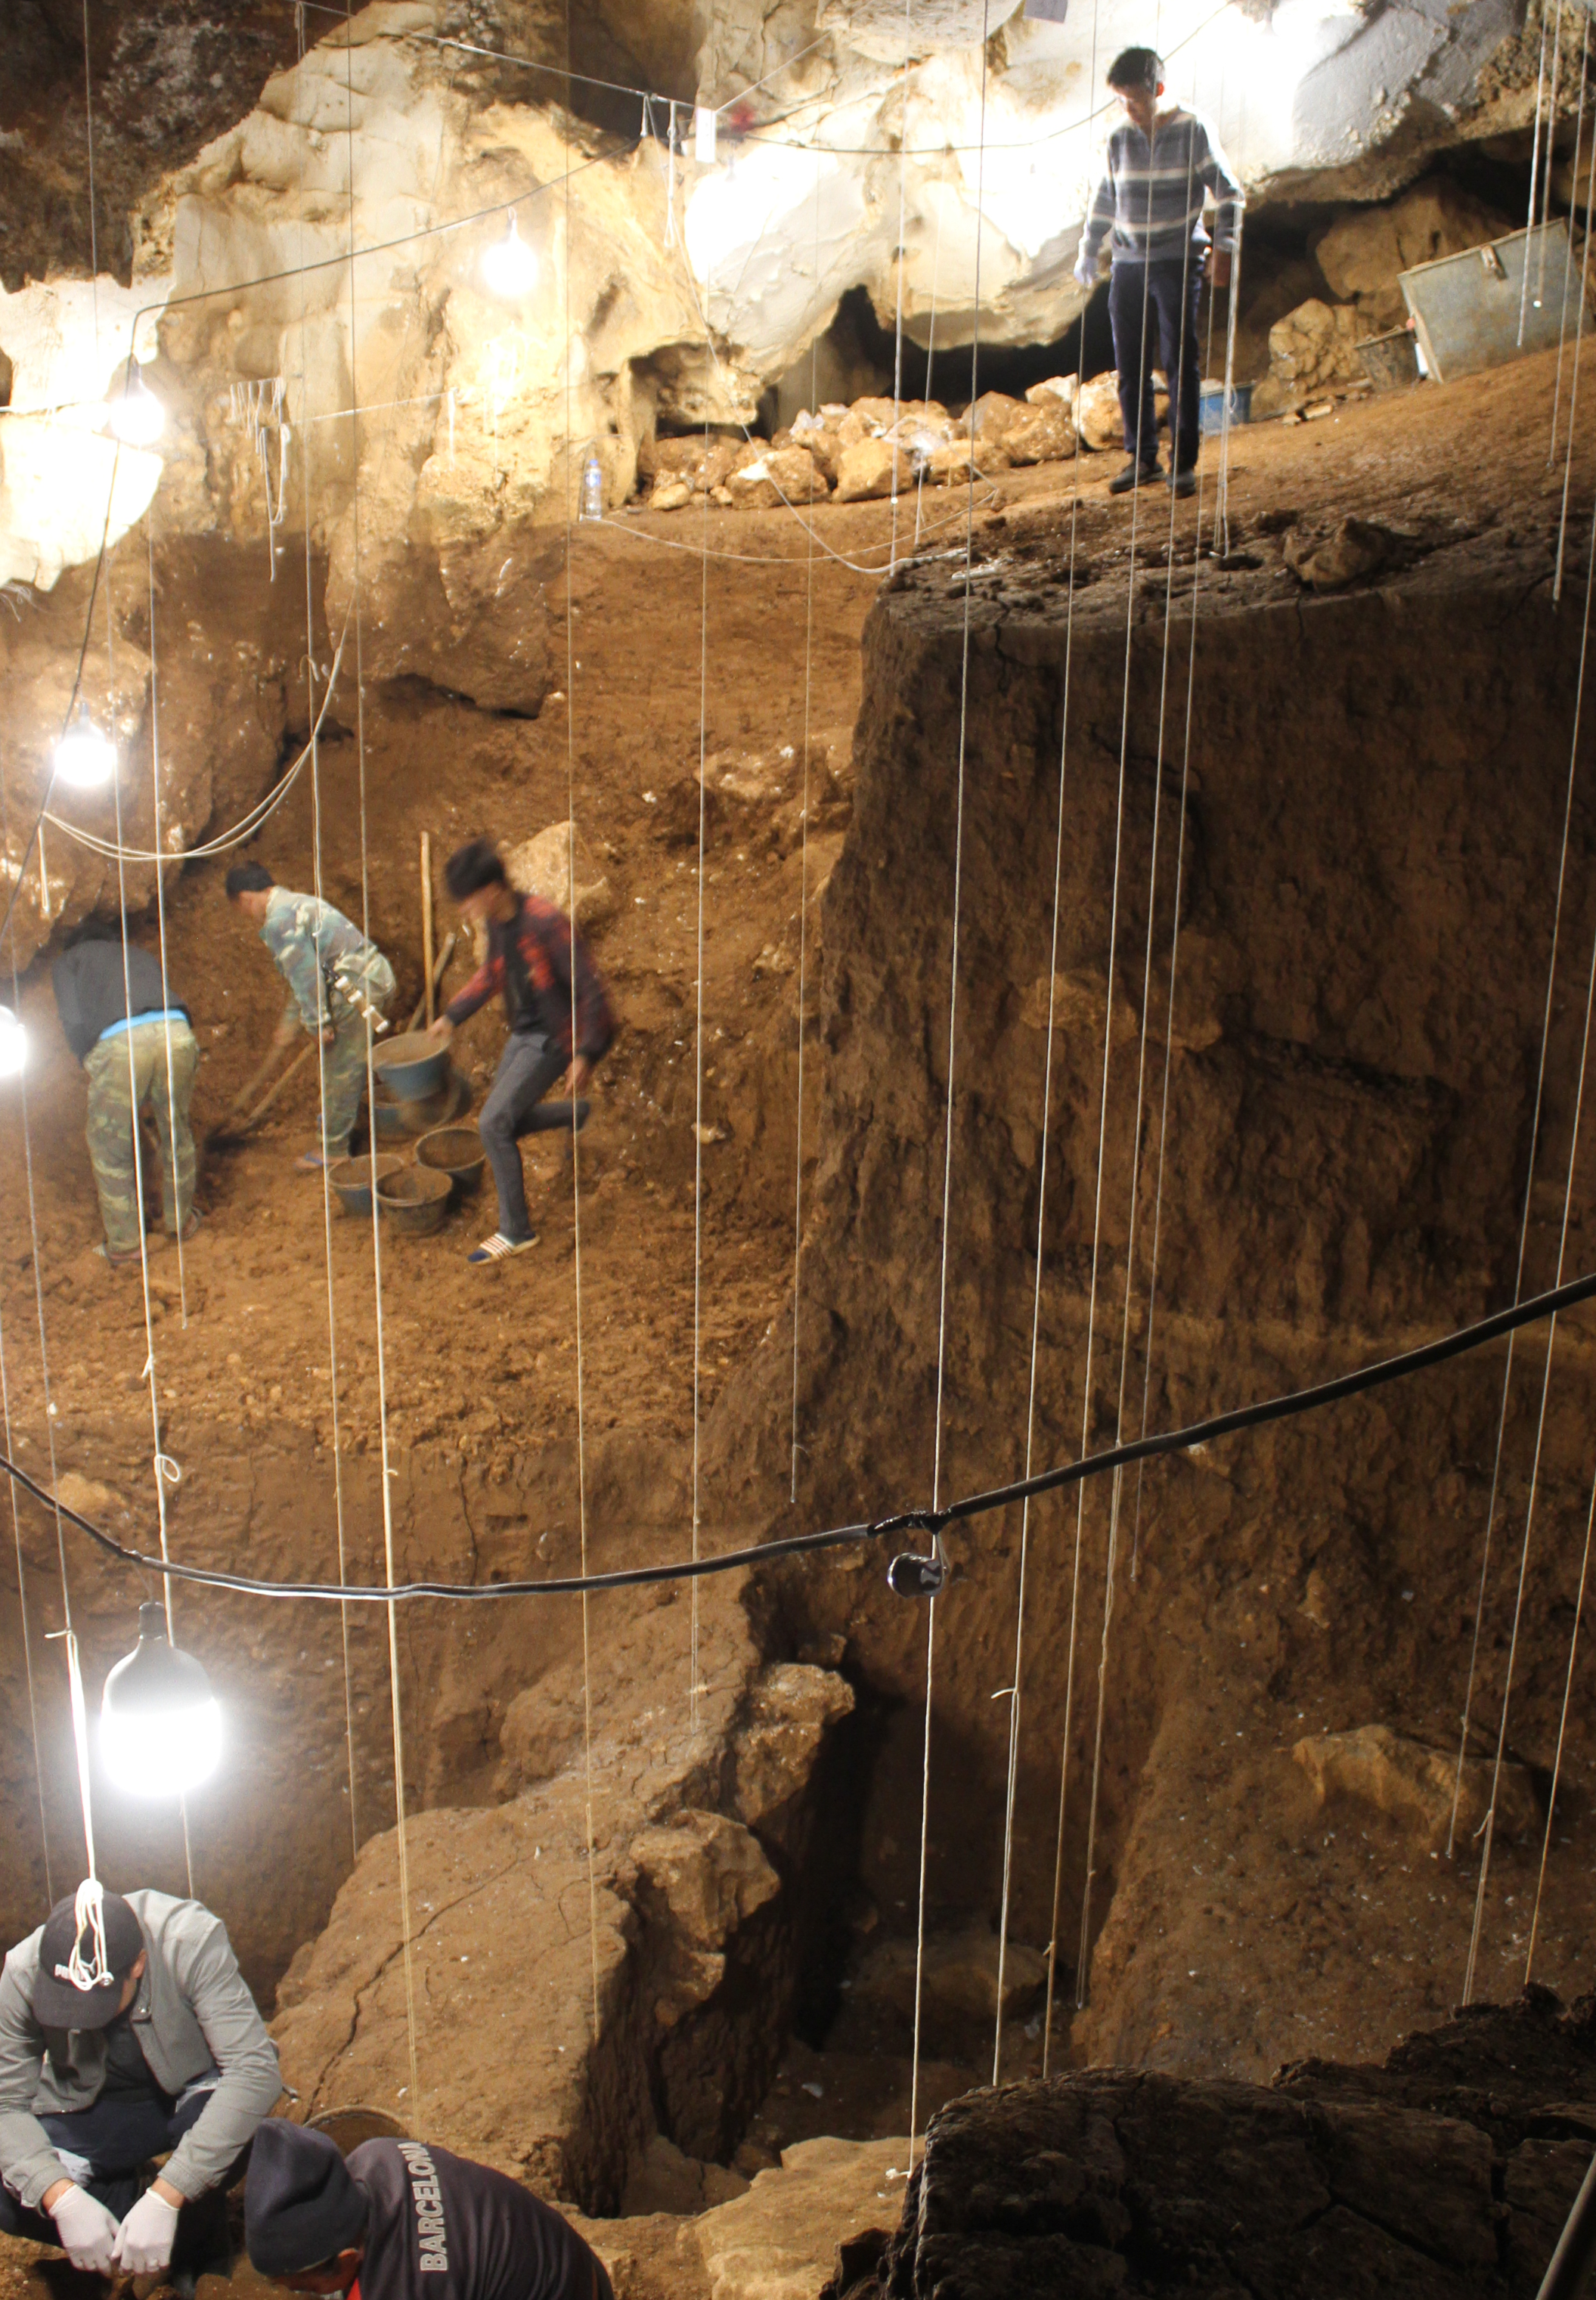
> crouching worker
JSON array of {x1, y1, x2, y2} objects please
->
[
  {"x1": 246, "y1": 2115, "x2": 613, "y2": 2300},
  {"x1": 52, "y1": 930, "x2": 202, "y2": 1269},
  {"x1": 427, "y1": 839, "x2": 613, "y2": 1267},
  {"x1": 0, "y1": 1882, "x2": 283, "y2": 2293},
  {"x1": 225, "y1": 861, "x2": 396, "y2": 1172}
]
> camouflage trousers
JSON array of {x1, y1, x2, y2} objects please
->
[
  {"x1": 83, "y1": 1018, "x2": 200, "y2": 1257},
  {"x1": 317, "y1": 952, "x2": 396, "y2": 1150}
]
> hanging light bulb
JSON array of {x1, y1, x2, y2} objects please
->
[
  {"x1": 52, "y1": 708, "x2": 117, "y2": 790},
  {"x1": 107, "y1": 361, "x2": 165, "y2": 448},
  {"x1": 101, "y1": 1602, "x2": 222, "y2": 1798},
  {"x1": 482, "y1": 210, "x2": 539, "y2": 298},
  {"x1": 0, "y1": 1006, "x2": 25, "y2": 1080}
]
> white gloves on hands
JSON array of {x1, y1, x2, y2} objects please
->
[
  {"x1": 111, "y1": 2186, "x2": 181, "y2": 2275},
  {"x1": 49, "y1": 2184, "x2": 122, "y2": 2275}
]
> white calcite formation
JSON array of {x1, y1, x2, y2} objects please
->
[{"x1": 0, "y1": 0, "x2": 1555, "y2": 603}]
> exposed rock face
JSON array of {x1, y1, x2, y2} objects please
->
[
  {"x1": 1251, "y1": 298, "x2": 1367, "y2": 417},
  {"x1": 866, "y1": 1993, "x2": 1596, "y2": 2298},
  {"x1": 696, "y1": 2136, "x2": 905, "y2": 2300},
  {"x1": 1314, "y1": 175, "x2": 1515, "y2": 333},
  {"x1": 1292, "y1": 1723, "x2": 1539, "y2": 1849}
]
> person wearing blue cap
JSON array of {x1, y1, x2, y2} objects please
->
[{"x1": 246, "y1": 2118, "x2": 612, "y2": 2300}]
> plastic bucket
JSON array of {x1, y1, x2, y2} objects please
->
[
  {"x1": 374, "y1": 1031, "x2": 451, "y2": 1102},
  {"x1": 375, "y1": 1165, "x2": 453, "y2": 1236},
  {"x1": 327, "y1": 1153, "x2": 403, "y2": 1217},
  {"x1": 417, "y1": 1125, "x2": 486, "y2": 1201},
  {"x1": 1198, "y1": 381, "x2": 1252, "y2": 436},
  {"x1": 1357, "y1": 327, "x2": 1421, "y2": 392}
]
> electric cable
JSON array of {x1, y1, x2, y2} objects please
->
[
  {"x1": 910, "y1": 0, "x2": 990, "y2": 2178},
  {"x1": 8, "y1": 1268, "x2": 1596, "y2": 1609}
]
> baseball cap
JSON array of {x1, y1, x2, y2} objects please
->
[
  {"x1": 32, "y1": 1889, "x2": 144, "y2": 2031},
  {"x1": 246, "y1": 2121, "x2": 371, "y2": 2276}
]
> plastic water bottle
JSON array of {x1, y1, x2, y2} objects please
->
[{"x1": 580, "y1": 455, "x2": 603, "y2": 521}]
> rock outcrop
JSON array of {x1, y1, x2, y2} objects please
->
[{"x1": 863, "y1": 1992, "x2": 1596, "y2": 2298}]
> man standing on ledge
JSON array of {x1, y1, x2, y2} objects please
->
[
  {"x1": 0, "y1": 1883, "x2": 281, "y2": 2293},
  {"x1": 246, "y1": 2115, "x2": 612, "y2": 2300},
  {"x1": 226, "y1": 861, "x2": 396, "y2": 1171},
  {"x1": 1074, "y1": 45, "x2": 1244, "y2": 498},
  {"x1": 429, "y1": 838, "x2": 613, "y2": 1267}
]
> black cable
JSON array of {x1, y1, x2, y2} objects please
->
[{"x1": 5, "y1": 1268, "x2": 1594, "y2": 1608}]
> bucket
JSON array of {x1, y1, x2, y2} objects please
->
[
  {"x1": 308, "y1": 2106, "x2": 411, "y2": 2154},
  {"x1": 1357, "y1": 327, "x2": 1421, "y2": 392},
  {"x1": 1198, "y1": 381, "x2": 1252, "y2": 436},
  {"x1": 417, "y1": 1125, "x2": 486, "y2": 1201},
  {"x1": 327, "y1": 1153, "x2": 403, "y2": 1218},
  {"x1": 375, "y1": 1164, "x2": 453, "y2": 1237},
  {"x1": 375, "y1": 1031, "x2": 451, "y2": 1102},
  {"x1": 372, "y1": 1068, "x2": 470, "y2": 1139}
]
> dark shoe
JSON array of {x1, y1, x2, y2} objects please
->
[
  {"x1": 1108, "y1": 460, "x2": 1159, "y2": 495},
  {"x1": 1167, "y1": 467, "x2": 1198, "y2": 499}
]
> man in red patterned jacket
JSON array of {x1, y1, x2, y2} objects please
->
[{"x1": 428, "y1": 840, "x2": 614, "y2": 1265}]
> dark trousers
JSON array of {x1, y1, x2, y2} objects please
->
[
  {"x1": 1109, "y1": 257, "x2": 1204, "y2": 475},
  {"x1": 479, "y1": 1034, "x2": 590, "y2": 1241},
  {"x1": 0, "y1": 2085, "x2": 234, "y2": 2271}
]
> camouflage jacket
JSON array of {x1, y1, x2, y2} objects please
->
[{"x1": 260, "y1": 888, "x2": 385, "y2": 1031}]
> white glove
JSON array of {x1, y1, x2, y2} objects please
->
[
  {"x1": 49, "y1": 2184, "x2": 122, "y2": 2274},
  {"x1": 111, "y1": 2187, "x2": 180, "y2": 2275}
]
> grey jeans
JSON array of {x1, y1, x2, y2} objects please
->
[{"x1": 478, "y1": 1034, "x2": 587, "y2": 1241}]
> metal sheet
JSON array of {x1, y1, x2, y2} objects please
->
[{"x1": 1399, "y1": 221, "x2": 1581, "y2": 385}]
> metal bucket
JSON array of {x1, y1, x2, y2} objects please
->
[{"x1": 1357, "y1": 327, "x2": 1421, "y2": 392}]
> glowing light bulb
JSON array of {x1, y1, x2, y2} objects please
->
[
  {"x1": 482, "y1": 212, "x2": 538, "y2": 298},
  {"x1": 101, "y1": 1603, "x2": 222, "y2": 1799},
  {"x1": 0, "y1": 1006, "x2": 25, "y2": 1079},
  {"x1": 52, "y1": 711, "x2": 117, "y2": 790},
  {"x1": 108, "y1": 363, "x2": 165, "y2": 447}
]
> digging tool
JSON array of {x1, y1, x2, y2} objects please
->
[
  {"x1": 206, "y1": 1042, "x2": 317, "y2": 1148},
  {"x1": 402, "y1": 931, "x2": 456, "y2": 1035},
  {"x1": 420, "y1": 831, "x2": 435, "y2": 1027}
]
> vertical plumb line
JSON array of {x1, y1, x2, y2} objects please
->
[
  {"x1": 911, "y1": 0, "x2": 990, "y2": 2180},
  {"x1": 791, "y1": 155, "x2": 823, "y2": 1504}
]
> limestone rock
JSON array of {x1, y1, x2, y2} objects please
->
[
  {"x1": 622, "y1": 2133, "x2": 750, "y2": 2217},
  {"x1": 1025, "y1": 375, "x2": 1078, "y2": 411},
  {"x1": 854, "y1": 1928, "x2": 1047, "y2": 2027},
  {"x1": 631, "y1": 1810, "x2": 782, "y2": 1952},
  {"x1": 726, "y1": 445, "x2": 829, "y2": 510},
  {"x1": 1251, "y1": 299, "x2": 1365, "y2": 417},
  {"x1": 650, "y1": 436, "x2": 747, "y2": 494},
  {"x1": 834, "y1": 438, "x2": 913, "y2": 502},
  {"x1": 1282, "y1": 516, "x2": 1391, "y2": 592},
  {"x1": 959, "y1": 389, "x2": 1026, "y2": 441},
  {"x1": 730, "y1": 1663, "x2": 856, "y2": 1841},
  {"x1": 1315, "y1": 176, "x2": 1514, "y2": 332},
  {"x1": 1293, "y1": 1722, "x2": 1539, "y2": 1849},
  {"x1": 1074, "y1": 370, "x2": 1124, "y2": 450},
  {"x1": 1002, "y1": 402, "x2": 1076, "y2": 464},
  {"x1": 924, "y1": 439, "x2": 1008, "y2": 485},
  {"x1": 503, "y1": 820, "x2": 617, "y2": 931},
  {"x1": 696, "y1": 2137, "x2": 906, "y2": 2300},
  {"x1": 651, "y1": 478, "x2": 693, "y2": 512}
]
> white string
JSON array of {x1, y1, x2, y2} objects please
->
[
  {"x1": 910, "y1": 0, "x2": 989, "y2": 2178},
  {"x1": 1519, "y1": 0, "x2": 1554, "y2": 345},
  {"x1": 336, "y1": 0, "x2": 421, "y2": 2105},
  {"x1": 1446, "y1": 488, "x2": 1596, "y2": 1860},
  {"x1": 64, "y1": 1877, "x2": 110, "y2": 1988},
  {"x1": 990, "y1": 3, "x2": 1098, "y2": 2065},
  {"x1": 565, "y1": 0, "x2": 603, "y2": 2047},
  {"x1": 0, "y1": 1286, "x2": 53, "y2": 1901},
  {"x1": 64, "y1": 1630, "x2": 98, "y2": 1883},
  {"x1": 791, "y1": 154, "x2": 823, "y2": 1505},
  {"x1": 687, "y1": 187, "x2": 717, "y2": 1737},
  {"x1": 1461, "y1": 500, "x2": 1596, "y2": 2001},
  {"x1": 1524, "y1": 1457, "x2": 1596, "y2": 1979},
  {"x1": 888, "y1": 5, "x2": 914, "y2": 571},
  {"x1": 1076, "y1": 86, "x2": 1204, "y2": 2004},
  {"x1": 145, "y1": 511, "x2": 190, "y2": 1325},
  {"x1": 1551, "y1": 29, "x2": 1591, "y2": 601}
]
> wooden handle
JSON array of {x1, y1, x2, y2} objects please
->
[{"x1": 420, "y1": 832, "x2": 435, "y2": 1029}]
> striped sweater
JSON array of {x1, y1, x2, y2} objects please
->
[{"x1": 1077, "y1": 109, "x2": 1244, "y2": 274}]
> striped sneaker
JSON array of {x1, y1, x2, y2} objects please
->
[{"x1": 467, "y1": 1231, "x2": 538, "y2": 1265}]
